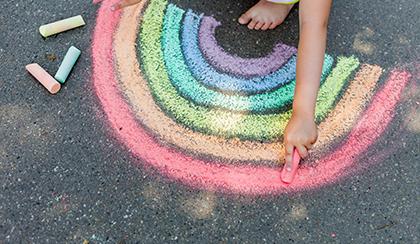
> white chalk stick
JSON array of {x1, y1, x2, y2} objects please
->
[{"x1": 39, "y1": 15, "x2": 85, "y2": 38}]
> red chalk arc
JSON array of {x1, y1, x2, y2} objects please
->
[{"x1": 92, "y1": 0, "x2": 411, "y2": 195}]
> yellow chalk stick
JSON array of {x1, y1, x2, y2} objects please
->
[
  {"x1": 26, "y1": 63, "x2": 61, "y2": 94},
  {"x1": 39, "y1": 15, "x2": 85, "y2": 38}
]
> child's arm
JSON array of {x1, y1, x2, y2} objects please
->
[
  {"x1": 283, "y1": 0, "x2": 332, "y2": 166},
  {"x1": 111, "y1": 0, "x2": 142, "y2": 10}
]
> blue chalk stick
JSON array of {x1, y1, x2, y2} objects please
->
[{"x1": 54, "y1": 46, "x2": 81, "y2": 83}]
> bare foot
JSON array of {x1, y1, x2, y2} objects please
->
[{"x1": 238, "y1": 0, "x2": 294, "y2": 30}]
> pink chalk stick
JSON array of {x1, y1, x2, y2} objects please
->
[
  {"x1": 26, "y1": 63, "x2": 61, "y2": 94},
  {"x1": 281, "y1": 148, "x2": 301, "y2": 184}
]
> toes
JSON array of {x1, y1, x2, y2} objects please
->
[
  {"x1": 247, "y1": 20, "x2": 258, "y2": 29},
  {"x1": 261, "y1": 22, "x2": 271, "y2": 31},
  {"x1": 270, "y1": 18, "x2": 286, "y2": 29},
  {"x1": 269, "y1": 22, "x2": 279, "y2": 30},
  {"x1": 238, "y1": 13, "x2": 252, "y2": 25},
  {"x1": 254, "y1": 22, "x2": 264, "y2": 30}
]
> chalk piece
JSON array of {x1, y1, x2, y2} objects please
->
[
  {"x1": 281, "y1": 148, "x2": 301, "y2": 184},
  {"x1": 54, "y1": 46, "x2": 81, "y2": 83},
  {"x1": 26, "y1": 63, "x2": 61, "y2": 94},
  {"x1": 39, "y1": 15, "x2": 85, "y2": 38}
]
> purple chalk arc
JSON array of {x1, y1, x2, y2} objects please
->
[{"x1": 198, "y1": 15, "x2": 297, "y2": 78}]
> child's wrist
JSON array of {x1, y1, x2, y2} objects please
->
[{"x1": 292, "y1": 105, "x2": 315, "y2": 120}]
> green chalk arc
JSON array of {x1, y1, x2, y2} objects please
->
[{"x1": 139, "y1": 0, "x2": 360, "y2": 141}]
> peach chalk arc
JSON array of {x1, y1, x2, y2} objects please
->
[
  {"x1": 26, "y1": 63, "x2": 61, "y2": 94},
  {"x1": 92, "y1": 0, "x2": 411, "y2": 195}
]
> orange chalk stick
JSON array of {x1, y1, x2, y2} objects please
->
[{"x1": 26, "y1": 63, "x2": 61, "y2": 94}]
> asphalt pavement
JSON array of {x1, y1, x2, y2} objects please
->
[{"x1": 0, "y1": 0, "x2": 419, "y2": 243}]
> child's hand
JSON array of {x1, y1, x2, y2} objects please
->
[
  {"x1": 283, "y1": 112, "x2": 318, "y2": 167},
  {"x1": 111, "y1": 0, "x2": 142, "y2": 11}
]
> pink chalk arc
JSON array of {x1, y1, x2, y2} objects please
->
[{"x1": 92, "y1": 0, "x2": 411, "y2": 195}]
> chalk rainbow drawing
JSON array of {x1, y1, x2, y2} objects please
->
[{"x1": 92, "y1": 0, "x2": 412, "y2": 195}]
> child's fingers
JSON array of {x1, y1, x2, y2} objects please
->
[
  {"x1": 310, "y1": 129, "x2": 318, "y2": 144},
  {"x1": 296, "y1": 145, "x2": 308, "y2": 159},
  {"x1": 284, "y1": 143, "x2": 294, "y2": 169},
  {"x1": 304, "y1": 133, "x2": 318, "y2": 151}
]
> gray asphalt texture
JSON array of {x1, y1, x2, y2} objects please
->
[{"x1": 1, "y1": 0, "x2": 419, "y2": 243}]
